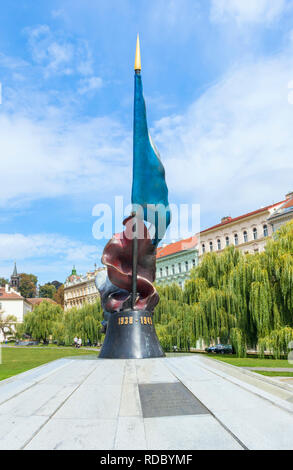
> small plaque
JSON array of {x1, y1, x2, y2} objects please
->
[{"x1": 139, "y1": 382, "x2": 210, "y2": 418}]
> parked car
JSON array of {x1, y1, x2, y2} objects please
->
[
  {"x1": 205, "y1": 345, "x2": 216, "y2": 353},
  {"x1": 15, "y1": 340, "x2": 39, "y2": 346},
  {"x1": 205, "y1": 344, "x2": 233, "y2": 354}
]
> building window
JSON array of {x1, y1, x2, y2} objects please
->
[
  {"x1": 209, "y1": 241, "x2": 213, "y2": 252},
  {"x1": 166, "y1": 266, "x2": 169, "y2": 277},
  {"x1": 185, "y1": 261, "x2": 189, "y2": 271},
  {"x1": 253, "y1": 227, "x2": 258, "y2": 240},
  {"x1": 243, "y1": 231, "x2": 248, "y2": 243},
  {"x1": 263, "y1": 225, "x2": 268, "y2": 237},
  {"x1": 192, "y1": 259, "x2": 196, "y2": 267},
  {"x1": 172, "y1": 265, "x2": 175, "y2": 275},
  {"x1": 160, "y1": 268, "x2": 163, "y2": 277},
  {"x1": 225, "y1": 236, "x2": 230, "y2": 246},
  {"x1": 202, "y1": 244, "x2": 205, "y2": 254},
  {"x1": 234, "y1": 234, "x2": 238, "y2": 246},
  {"x1": 178, "y1": 263, "x2": 182, "y2": 273},
  {"x1": 217, "y1": 239, "x2": 221, "y2": 250}
]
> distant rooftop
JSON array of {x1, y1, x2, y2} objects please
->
[
  {"x1": 156, "y1": 194, "x2": 290, "y2": 259},
  {"x1": 200, "y1": 199, "x2": 286, "y2": 235},
  {"x1": 156, "y1": 237, "x2": 198, "y2": 259}
]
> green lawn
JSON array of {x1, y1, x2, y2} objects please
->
[
  {"x1": 206, "y1": 354, "x2": 293, "y2": 369},
  {"x1": 0, "y1": 347, "x2": 98, "y2": 381},
  {"x1": 254, "y1": 371, "x2": 293, "y2": 377}
]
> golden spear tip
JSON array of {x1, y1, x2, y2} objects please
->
[{"x1": 134, "y1": 33, "x2": 141, "y2": 71}]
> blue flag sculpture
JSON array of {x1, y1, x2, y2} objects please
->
[
  {"x1": 98, "y1": 35, "x2": 167, "y2": 359},
  {"x1": 131, "y1": 69, "x2": 171, "y2": 246}
]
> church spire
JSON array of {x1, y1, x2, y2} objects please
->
[
  {"x1": 10, "y1": 261, "x2": 20, "y2": 290},
  {"x1": 71, "y1": 265, "x2": 77, "y2": 276},
  {"x1": 12, "y1": 261, "x2": 17, "y2": 277}
]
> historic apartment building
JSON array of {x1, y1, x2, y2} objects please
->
[
  {"x1": 267, "y1": 194, "x2": 293, "y2": 233},
  {"x1": 198, "y1": 193, "x2": 293, "y2": 258},
  {"x1": 64, "y1": 266, "x2": 106, "y2": 311},
  {"x1": 156, "y1": 237, "x2": 198, "y2": 288},
  {"x1": 156, "y1": 192, "x2": 293, "y2": 287}
]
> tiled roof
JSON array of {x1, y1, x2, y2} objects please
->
[
  {"x1": 267, "y1": 197, "x2": 293, "y2": 220},
  {"x1": 156, "y1": 236, "x2": 198, "y2": 259},
  {"x1": 155, "y1": 199, "x2": 287, "y2": 259},
  {"x1": 200, "y1": 200, "x2": 286, "y2": 235},
  {"x1": 281, "y1": 197, "x2": 293, "y2": 210},
  {"x1": 0, "y1": 287, "x2": 23, "y2": 300},
  {"x1": 28, "y1": 298, "x2": 57, "y2": 306}
]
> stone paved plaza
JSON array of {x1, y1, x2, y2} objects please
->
[{"x1": 0, "y1": 354, "x2": 293, "y2": 450}]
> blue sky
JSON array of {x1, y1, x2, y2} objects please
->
[{"x1": 1, "y1": 0, "x2": 293, "y2": 284}]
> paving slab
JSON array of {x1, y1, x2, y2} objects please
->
[
  {"x1": 144, "y1": 415, "x2": 242, "y2": 450},
  {"x1": 0, "y1": 415, "x2": 47, "y2": 450},
  {"x1": 0, "y1": 358, "x2": 70, "y2": 405},
  {"x1": 216, "y1": 404, "x2": 293, "y2": 450},
  {"x1": 53, "y1": 383, "x2": 122, "y2": 420},
  {"x1": 25, "y1": 418, "x2": 117, "y2": 450},
  {"x1": 119, "y1": 383, "x2": 142, "y2": 417},
  {"x1": 114, "y1": 417, "x2": 146, "y2": 450},
  {"x1": 135, "y1": 358, "x2": 178, "y2": 384},
  {"x1": 196, "y1": 355, "x2": 293, "y2": 411},
  {"x1": 0, "y1": 355, "x2": 292, "y2": 450},
  {"x1": 0, "y1": 383, "x2": 77, "y2": 417}
]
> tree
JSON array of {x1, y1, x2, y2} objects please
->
[
  {"x1": 39, "y1": 283, "x2": 56, "y2": 299},
  {"x1": 23, "y1": 300, "x2": 63, "y2": 344},
  {"x1": 0, "y1": 311, "x2": 17, "y2": 341},
  {"x1": 19, "y1": 273, "x2": 37, "y2": 298},
  {"x1": 51, "y1": 280, "x2": 62, "y2": 291},
  {"x1": 52, "y1": 321, "x2": 65, "y2": 346},
  {"x1": 61, "y1": 301, "x2": 103, "y2": 346},
  {"x1": 54, "y1": 284, "x2": 64, "y2": 308},
  {"x1": 0, "y1": 278, "x2": 9, "y2": 287},
  {"x1": 153, "y1": 221, "x2": 293, "y2": 358}
]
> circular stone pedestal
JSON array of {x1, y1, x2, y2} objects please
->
[{"x1": 99, "y1": 310, "x2": 165, "y2": 359}]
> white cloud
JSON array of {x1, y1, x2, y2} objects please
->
[
  {"x1": 2, "y1": 41, "x2": 293, "y2": 227},
  {"x1": 0, "y1": 111, "x2": 131, "y2": 207},
  {"x1": 2, "y1": 15, "x2": 293, "y2": 234},
  {"x1": 152, "y1": 46, "x2": 293, "y2": 218},
  {"x1": 78, "y1": 76, "x2": 103, "y2": 94},
  {"x1": 147, "y1": 0, "x2": 201, "y2": 39},
  {"x1": 0, "y1": 233, "x2": 98, "y2": 262},
  {"x1": 210, "y1": 0, "x2": 286, "y2": 25},
  {"x1": 0, "y1": 53, "x2": 28, "y2": 70},
  {"x1": 0, "y1": 233, "x2": 101, "y2": 283},
  {"x1": 24, "y1": 24, "x2": 94, "y2": 77}
]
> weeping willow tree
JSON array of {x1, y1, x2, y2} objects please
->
[
  {"x1": 154, "y1": 221, "x2": 293, "y2": 357},
  {"x1": 20, "y1": 298, "x2": 104, "y2": 346},
  {"x1": 61, "y1": 301, "x2": 104, "y2": 346},
  {"x1": 23, "y1": 300, "x2": 64, "y2": 344},
  {"x1": 154, "y1": 284, "x2": 195, "y2": 351}
]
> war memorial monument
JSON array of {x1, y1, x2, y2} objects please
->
[
  {"x1": 97, "y1": 35, "x2": 168, "y2": 359},
  {"x1": 0, "y1": 38, "x2": 293, "y2": 452}
]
